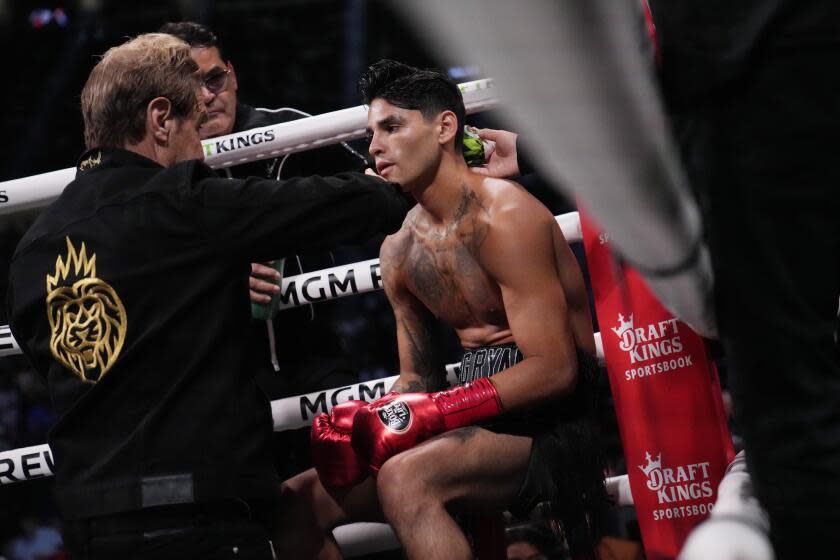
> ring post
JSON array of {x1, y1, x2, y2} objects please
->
[{"x1": 580, "y1": 208, "x2": 734, "y2": 559}]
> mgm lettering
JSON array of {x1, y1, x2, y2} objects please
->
[
  {"x1": 280, "y1": 271, "x2": 357, "y2": 306},
  {"x1": 280, "y1": 262, "x2": 382, "y2": 307},
  {"x1": 369, "y1": 262, "x2": 382, "y2": 289},
  {"x1": 299, "y1": 381, "x2": 387, "y2": 420}
]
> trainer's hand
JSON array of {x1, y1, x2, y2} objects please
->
[
  {"x1": 249, "y1": 262, "x2": 281, "y2": 304},
  {"x1": 311, "y1": 400, "x2": 369, "y2": 488},
  {"x1": 353, "y1": 378, "x2": 503, "y2": 474},
  {"x1": 470, "y1": 128, "x2": 520, "y2": 178}
]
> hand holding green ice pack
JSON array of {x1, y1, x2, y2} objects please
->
[
  {"x1": 462, "y1": 125, "x2": 491, "y2": 167},
  {"x1": 250, "y1": 259, "x2": 286, "y2": 320}
]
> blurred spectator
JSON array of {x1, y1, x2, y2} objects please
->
[
  {"x1": 3, "y1": 517, "x2": 62, "y2": 560},
  {"x1": 596, "y1": 536, "x2": 645, "y2": 560}
]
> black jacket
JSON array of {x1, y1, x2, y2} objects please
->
[
  {"x1": 228, "y1": 104, "x2": 372, "y2": 394},
  {"x1": 6, "y1": 148, "x2": 410, "y2": 519}
]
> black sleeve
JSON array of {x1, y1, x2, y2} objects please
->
[
  {"x1": 189, "y1": 171, "x2": 412, "y2": 261},
  {"x1": 281, "y1": 144, "x2": 368, "y2": 178},
  {"x1": 6, "y1": 264, "x2": 44, "y2": 377}
]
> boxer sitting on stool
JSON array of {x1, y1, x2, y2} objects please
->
[{"x1": 276, "y1": 59, "x2": 606, "y2": 560}]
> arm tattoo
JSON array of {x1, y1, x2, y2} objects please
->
[
  {"x1": 392, "y1": 379, "x2": 426, "y2": 393},
  {"x1": 399, "y1": 314, "x2": 447, "y2": 393}
]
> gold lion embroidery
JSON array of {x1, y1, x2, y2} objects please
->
[
  {"x1": 46, "y1": 237, "x2": 127, "y2": 384},
  {"x1": 78, "y1": 151, "x2": 102, "y2": 171}
]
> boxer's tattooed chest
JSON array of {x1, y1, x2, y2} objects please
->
[{"x1": 406, "y1": 186, "x2": 505, "y2": 328}]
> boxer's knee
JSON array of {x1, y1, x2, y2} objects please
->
[
  {"x1": 280, "y1": 469, "x2": 319, "y2": 505},
  {"x1": 280, "y1": 469, "x2": 336, "y2": 530},
  {"x1": 377, "y1": 451, "x2": 440, "y2": 524}
]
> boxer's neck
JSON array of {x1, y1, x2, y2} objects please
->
[{"x1": 412, "y1": 153, "x2": 472, "y2": 224}]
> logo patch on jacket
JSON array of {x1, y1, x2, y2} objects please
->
[
  {"x1": 78, "y1": 150, "x2": 102, "y2": 171},
  {"x1": 46, "y1": 237, "x2": 127, "y2": 383}
]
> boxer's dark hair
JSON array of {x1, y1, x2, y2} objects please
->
[
  {"x1": 159, "y1": 21, "x2": 229, "y2": 62},
  {"x1": 359, "y1": 59, "x2": 465, "y2": 152}
]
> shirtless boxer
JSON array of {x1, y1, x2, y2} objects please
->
[{"x1": 275, "y1": 60, "x2": 605, "y2": 560}]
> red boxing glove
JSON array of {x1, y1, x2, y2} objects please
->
[
  {"x1": 352, "y1": 377, "x2": 503, "y2": 475},
  {"x1": 311, "y1": 400, "x2": 368, "y2": 488}
]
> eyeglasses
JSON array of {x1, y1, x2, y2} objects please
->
[{"x1": 202, "y1": 67, "x2": 231, "y2": 95}]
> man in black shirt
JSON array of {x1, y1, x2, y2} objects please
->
[
  {"x1": 5, "y1": 33, "x2": 410, "y2": 559},
  {"x1": 159, "y1": 21, "x2": 378, "y2": 479}
]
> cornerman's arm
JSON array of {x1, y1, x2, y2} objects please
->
[
  {"x1": 197, "y1": 172, "x2": 411, "y2": 261},
  {"x1": 479, "y1": 203, "x2": 579, "y2": 411}
]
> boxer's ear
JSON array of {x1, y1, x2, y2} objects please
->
[{"x1": 438, "y1": 110, "x2": 458, "y2": 150}]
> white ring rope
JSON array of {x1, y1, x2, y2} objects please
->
[
  {"x1": 0, "y1": 324, "x2": 20, "y2": 357},
  {"x1": 334, "y1": 523, "x2": 401, "y2": 558},
  {"x1": 0, "y1": 79, "x2": 497, "y2": 216}
]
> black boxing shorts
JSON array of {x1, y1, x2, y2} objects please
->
[{"x1": 458, "y1": 344, "x2": 607, "y2": 549}]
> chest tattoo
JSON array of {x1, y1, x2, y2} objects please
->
[{"x1": 406, "y1": 185, "x2": 493, "y2": 318}]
